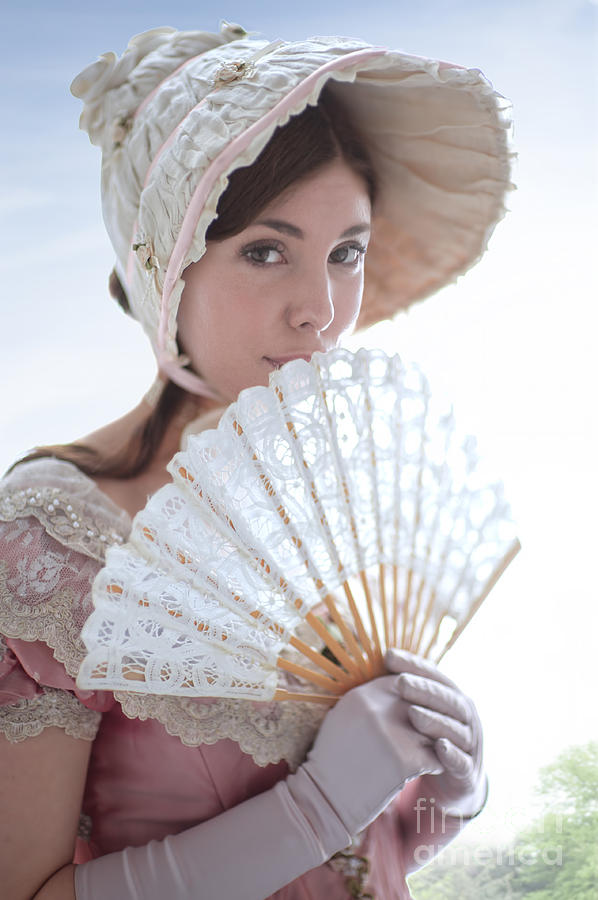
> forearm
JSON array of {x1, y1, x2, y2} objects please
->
[
  {"x1": 31, "y1": 865, "x2": 76, "y2": 900},
  {"x1": 73, "y1": 776, "x2": 350, "y2": 900}
]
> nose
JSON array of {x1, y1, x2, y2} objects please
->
[{"x1": 287, "y1": 269, "x2": 335, "y2": 334}]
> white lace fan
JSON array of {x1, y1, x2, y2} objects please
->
[{"x1": 77, "y1": 349, "x2": 520, "y2": 704}]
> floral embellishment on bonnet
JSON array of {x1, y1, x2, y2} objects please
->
[
  {"x1": 111, "y1": 114, "x2": 133, "y2": 149},
  {"x1": 70, "y1": 28, "x2": 178, "y2": 149},
  {"x1": 132, "y1": 238, "x2": 159, "y2": 271}
]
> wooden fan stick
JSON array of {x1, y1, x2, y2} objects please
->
[
  {"x1": 274, "y1": 689, "x2": 337, "y2": 705},
  {"x1": 307, "y1": 606, "x2": 368, "y2": 680},
  {"x1": 433, "y1": 537, "x2": 522, "y2": 662},
  {"x1": 409, "y1": 509, "x2": 463, "y2": 656},
  {"x1": 410, "y1": 508, "x2": 466, "y2": 655},
  {"x1": 391, "y1": 562, "x2": 399, "y2": 648},
  {"x1": 276, "y1": 657, "x2": 347, "y2": 693},
  {"x1": 404, "y1": 502, "x2": 453, "y2": 653},
  {"x1": 342, "y1": 581, "x2": 377, "y2": 677},
  {"x1": 390, "y1": 421, "x2": 402, "y2": 650},
  {"x1": 329, "y1": 476, "x2": 379, "y2": 671},
  {"x1": 400, "y1": 567, "x2": 416, "y2": 650},
  {"x1": 288, "y1": 634, "x2": 355, "y2": 685},
  {"x1": 411, "y1": 583, "x2": 439, "y2": 656},
  {"x1": 379, "y1": 563, "x2": 391, "y2": 650},
  {"x1": 402, "y1": 521, "x2": 424, "y2": 653},
  {"x1": 419, "y1": 487, "x2": 521, "y2": 658},
  {"x1": 359, "y1": 570, "x2": 384, "y2": 666},
  {"x1": 405, "y1": 576, "x2": 428, "y2": 652}
]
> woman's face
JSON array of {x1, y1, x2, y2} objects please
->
[{"x1": 177, "y1": 159, "x2": 371, "y2": 402}]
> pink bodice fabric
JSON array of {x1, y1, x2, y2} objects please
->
[{"x1": 0, "y1": 459, "x2": 422, "y2": 898}]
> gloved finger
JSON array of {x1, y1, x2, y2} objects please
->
[
  {"x1": 402, "y1": 731, "x2": 446, "y2": 778},
  {"x1": 435, "y1": 738, "x2": 474, "y2": 782},
  {"x1": 407, "y1": 704, "x2": 473, "y2": 753},
  {"x1": 397, "y1": 673, "x2": 471, "y2": 725},
  {"x1": 385, "y1": 648, "x2": 458, "y2": 690}
]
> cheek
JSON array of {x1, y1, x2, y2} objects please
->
[{"x1": 335, "y1": 277, "x2": 364, "y2": 333}]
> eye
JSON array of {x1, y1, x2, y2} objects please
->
[
  {"x1": 241, "y1": 241, "x2": 285, "y2": 266},
  {"x1": 329, "y1": 242, "x2": 367, "y2": 265}
]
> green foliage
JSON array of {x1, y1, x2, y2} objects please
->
[
  {"x1": 408, "y1": 741, "x2": 598, "y2": 900},
  {"x1": 533, "y1": 740, "x2": 598, "y2": 821},
  {"x1": 407, "y1": 840, "x2": 521, "y2": 898}
]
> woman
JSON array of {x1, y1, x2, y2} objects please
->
[{"x1": 0, "y1": 22, "x2": 512, "y2": 900}]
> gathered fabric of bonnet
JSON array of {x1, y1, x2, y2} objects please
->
[{"x1": 0, "y1": 21, "x2": 513, "y2": 900}]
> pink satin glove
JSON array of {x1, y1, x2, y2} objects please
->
[
  {"x1": 385, "y1": 648, "x2": 488, "y2": 819},
  {"x1": 289, "y1": 671, "x2": 444, "y2": 840}
]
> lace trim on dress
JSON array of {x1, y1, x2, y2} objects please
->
[
  {"x1": 0, "y1": 459, "x2": 326, "y2": 768},
  {"x1": 114, "y1": 690, "x2": 325, "y2": 771},
  {"x1": 0, "y1": 633, "x2": 8, "y2": 666},
  {"x1": 0, "y1": 459, "x2": 129, "y2": 563},
  {"x1": 0, "y1": 522, "x2": 99, "y2": 680},
  {"x1": 77, "y1": 813, "x2": 93, "y2": 841},
  {"x1": 0, "y1": 686, "x2": 101, "y2": 743}
]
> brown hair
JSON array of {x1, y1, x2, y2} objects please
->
[{"x1": 13, "y1": 86, "x2": 376, "y2": 479}]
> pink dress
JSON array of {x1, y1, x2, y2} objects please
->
[{"x1": 0, "y1": 458, "x2": 444, "y2": 899}]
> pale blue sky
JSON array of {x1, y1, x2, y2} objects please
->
[{"x1": 1, "y1": 0, "x2": 596, "y2": 847}]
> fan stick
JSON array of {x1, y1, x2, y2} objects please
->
[
  {"x1": 274, "y1": 689, "x2": 337, "y2": 705},
  {"x1": 379, "y1": 562, "x2": 391, "y2": 650},
  {"x1": 400, "y1": 567, "x2": 415, "y2": 649},
  {"x1": 431, "y1": 537, "x2": 522, "y2": 662},
  {"x1": 359, "y1": 570, "x2": 384, "y2": 665},
  {"x1": 276, "y1": 658, "x2": 346, "y2": 693},
  {"x1": 305, "y1": 608, "x2": 366, "y2": 679},
  {"x1": 392, "y1": 563, "x2": 399, "y2": 647},
  {"x1": 342, "y1": 581, "x2": 376, "y2": 676},
  {"x1": 411, "y1": 583, "x2": 439, "y2": 656},
  {"x1": 289, "y1": 634, "x2": 355, "y2": 685},
  {"x1": 410, "y1": 514, "x2": 459, "y2": 655},
  {"x1": 405, "y1": 577, "x2": 428, "y2": 652}
]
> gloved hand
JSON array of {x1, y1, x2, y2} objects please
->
[
  {"x1": 287, "y1": 671, "x2": 444, "y2": 846},
  {"x1": 385, "y1": 648, "x2": 487, "y2": 819}
]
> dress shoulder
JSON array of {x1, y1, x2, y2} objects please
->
[
  {"x1": 0, "y1": 458, "x2": 126, "y2": 741},
  {"x1": 0, "y1": 457, "x2": 130, "y2": 562},
  {"x1": 0, "y1": 458, "x2": 130, "y2": 675}
]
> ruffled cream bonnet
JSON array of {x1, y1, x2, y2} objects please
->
[{"x1": 71, "y1": 22, "x2": 513, "y2": 397}]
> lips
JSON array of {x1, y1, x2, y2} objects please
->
[{"x1": 264, "y1": 354, "x2": 314, "y2": 369}]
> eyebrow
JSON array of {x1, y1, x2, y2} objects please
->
[{"x1": 254, "y1": 218, "x2": 371, "y2": 240}]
